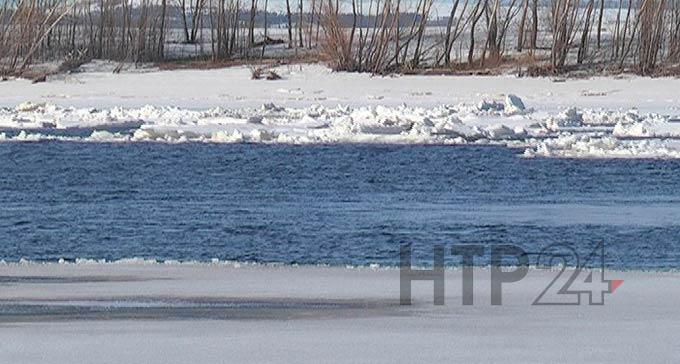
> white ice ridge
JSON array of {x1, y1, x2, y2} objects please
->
[{"x1": 2, "y1": 97, "x2": 680, "y2": 158}]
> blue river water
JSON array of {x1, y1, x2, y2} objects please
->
[{"x1": 1, "y1": 141, "x2": 679, "y2": 269}]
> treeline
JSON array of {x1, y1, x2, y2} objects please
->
[
  {"x1": 321, "y1": 0, "x2": 680, "y2": 74},
  {"x1": 1, "y1": 0, "x2": 680, "y2": 76}
]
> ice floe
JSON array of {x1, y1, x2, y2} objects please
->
[{"x1": 2, "y1": 96, "x2": 680, "y2": 158}]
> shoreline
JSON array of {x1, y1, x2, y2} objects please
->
[{"x1": 2, "y1": 259, "x2": 679, "y2": 273}]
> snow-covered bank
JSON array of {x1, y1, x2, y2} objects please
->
[
  {"x1": 0, "y1": 264, "x2": 677, "y2": 363},
  {"x1": 2, "y1": 62, "x2": 680, "y2": 113},
  {"x1": 2, "y1": 62, "x2": 680, "y2": 157}
]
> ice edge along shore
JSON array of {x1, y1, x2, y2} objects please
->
[{"x1": 2, "y1": 62, "x2": 680, "y2": 158}]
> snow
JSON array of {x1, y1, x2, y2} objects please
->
[
  {"x1": 0, "y1": 263, "x2": 677, "y2": 363},
  {"x1": 1, "y1": 62, "x2": 679, "y2": 111},
  {"x1": 2, "y1": 62, "x2": 680, "y2": 158}
]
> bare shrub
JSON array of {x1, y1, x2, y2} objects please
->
[
  {"x1": 482, "y1": 0, "x2": 522, "y2": 67},
  {"x1": 249, "y1": 65, "x2": 281, "y2": 80},
  {"x1": 318, "y1": 0, "x2": 356, "y2": 71},
  {"x1": 0, "y1": 0, "x2": 73, "y2": 75},
  {"x1": 439, "y1": 0, "x2": 472, "y2": 66},
  {"x1": 637, "y1": 0, "x2": 666, "y2": 75},
  {"x1": 58, "y1": 49, "x2": 90, "y2": 73},
  {"x1": 549, "y1": 0, "x2": 580, "y2": 71},
  {"x1": 669, "y1": 0, "x2": 680, "y2": 63},
  {"x1": 265, "y1": 69, "x2": 281, "y2": 79}
]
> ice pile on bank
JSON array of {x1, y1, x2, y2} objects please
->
[
  {"x1": 0, "y1": 95, "x2": 533, "y2": 144},
  {"x1": 3, "y1": 96, "x2": 680, "y2": 158},
  {"x1": 519, "y1": 108, "x2": 680, "y2": 158},
  {"x1": 524, "y1": 135, "x2": 680, "y2": 158}
]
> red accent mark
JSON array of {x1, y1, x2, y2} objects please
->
[{"x1": 610, "y1": 279, "x2": 624, "y2": 293}]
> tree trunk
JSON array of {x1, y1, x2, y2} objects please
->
[
  {"x1": 444, "y1": 0, "x2": 461, "y2": 65},
  {"x1": 298, "y1": 0, "x2": 304, "y2": 48},
  {"x1": 159, "y1": 0, "x2": 167, "y2": 59},
  {"x1": 180, "y1": 0, "x2": 190, "y2": 43},
  {"x1": 530, "y1": 0, "x2": 538, "y2": 49},
  {"x1": 517, "y1": 0, "x2": 528, "y2": 51},
  {"x1": 285, "y1": 0, "x2": 293, "y2": 47},
  {"x1": 249, "y1": 0, "x2": 257, "y2": 46},
  {"x1": 596, "y1": 0, "x2": 605, "y2": 48}
]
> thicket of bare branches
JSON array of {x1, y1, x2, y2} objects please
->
[
  {"x1": 3, "y1": 0, "x2": 680, "y2": 76},
  {"x1": 319, "y1": 0, "x2": 680, "y2": 75},
  {"x1": 1, "y1": 0, "x2": 169, "y2": 75}
]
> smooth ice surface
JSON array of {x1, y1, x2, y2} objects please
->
[{"x1": 0, "y1": 264, "x2": 677, "y2": 364}]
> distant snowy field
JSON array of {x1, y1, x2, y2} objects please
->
[
  {"x1": 2, "y1": 61, "x2": 680, "y2": 157},
  {"x1": 0, "y1": 263, "x2": 678, "y2": 363}
]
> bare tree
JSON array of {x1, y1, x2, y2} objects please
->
[
  {"x1": 529, "y1": 0, "x2": 538, "y2": 49},
  {"x1": 261, "y1": 0, "x2": 268, "y2": 57},
  {"x1": 179, "y1": 0, "x2": 206, "y2": 43},
  {"x1": 298, "y1": 0, "x2": 304, "y2": 47},
  {"x1": 517, "y1": 0, "x2": 529, "y2": 51},
  {"x1": 637, "y1": 0, "x2": 666, "y2": 74},
  {"x1": 441, "y1": 0, "x2": 471, "y2": 66},
  {"x1": 596, "y1": 0, "x2": 605, "y2": 48},
  {"x1": 669, "y1": 0, "x2": 680, "y2": 62},
  {"x1": 550, "y1": 0, "x2": 580, "y2": 71},
  {"x1": 248, "y1": 0, "x2": 257, "y2": 46},
  {"x1": 467, "y1": 0, "x2": 485, "y2": 66},
  {"x1": 577, "y1": 0, "x2": 595, "y2": 64},
  {"x1": 159, "y1": 0, "x2": 167, "y2": 58},
  {"x1": 483, "y1": 0, "x2": 520, "y2": 66},
  {"x1": 285, "y1": 0, "x2": 293, "y2": 47}
]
